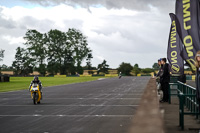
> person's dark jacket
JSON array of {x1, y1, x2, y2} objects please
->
[
  {"x1": 156, "y1": 65, "x2": 163, "y2": 83},
  {"x1": 156, "y1": 65, "x2": 163, "y2": 77},
  {"x1": 160, "y1": 63, "x2": 170, "y2": 83},
  {"x1": 196, "y1": 68, "x2": 200, "y2": 100}
]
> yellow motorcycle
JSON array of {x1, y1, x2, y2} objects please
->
[{"x1": 30, "y1": 83, "x2": 42, "y2": 104}]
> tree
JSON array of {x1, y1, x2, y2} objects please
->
[
  {"x1": 45, "y1": 28, "x2": 91, "y2": 75},
  {"x1": 152, "y1": 62, "x2": 159, "y2": 70},
  {"x1": 141, "y1": 68, "x2": 154, "y2": 74},
  {"x1": 0, "y1": 49, "x2": 5, "y2": 73},
  {"x1": 86, "y1": 52, "x2": 93, "y2": 74},
  {"x1": 132, "y1": 64, "x2": 141, "y2": 76},
  {"x1": 67, "y1": 28, "x2": 91, "y2": 74},
  {"x1": 118, "y1": 62, "x2": 133, "y2": 76},
  {"x1": 12, "y1": 47, "x2": 35, "y2": 76},
  {"x1": 24, "y1": 30, "x2": 46, "y2": 76},
  {"x1": 45, "y1": 29, "x2": 68, "y2": 74},
  {"x1": 1, "y1": 64, "x2": 13, "y2": 71},
  {"x1": 0, "y1": 49, "x2": 5, "y2": 61},
  {"x1": 97, "y1": 60, "x2": 109, "y2": 74},
  {"x1": 15, "y1": 28, "x2": 92, "y2": 75},
  {"x1": 1, "y1": 64, "x2": 8, "y2": 70},
  {"x1": 64, "y1": 52, "x2": 76, "y2": 75}
]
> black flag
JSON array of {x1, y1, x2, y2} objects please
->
[
  {"x1": 175, "y1": 0, "x2": 200, "y2": 72},
  {"x1": 167, "y1": 13, "x2": 184, "y2": 75}
]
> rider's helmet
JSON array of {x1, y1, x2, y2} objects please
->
[{"x1": 34, "y1": 76, "x2": 39, "y2": 81}]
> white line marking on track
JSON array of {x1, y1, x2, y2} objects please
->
[
  {"x1": 0, "y1": 114, "x2": 134, "y2": 117},
  {"x1": 0, "y1": 93, "x2": 144, "y2": 95},
  {"x1": 49, "y1": 98, "x2": 141, "y2": 100},
  {"x1": 0, "y1": 105, "x2": 139, "y2": 107},
  {"x1": 0, "y1": 89, "x2": 26, "y2": 93},
  {"x1": 0, "y1": 98, "x2": 141, "y2": 100},
  {"x1": 98, "y1": 78, "x2": 105, "y2": 80}
]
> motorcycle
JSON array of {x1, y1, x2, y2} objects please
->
[{"x1": 30, "y1": 83, "x2": 42, "y2": 104}]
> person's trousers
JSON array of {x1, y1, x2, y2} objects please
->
[{"x1": 161, "y1": 82, "x2": 169, "y2": 101}]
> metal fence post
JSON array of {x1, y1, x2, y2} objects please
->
[
  {"x1": 169, "y1": 84, "x2": 171, "y2": 104},
  {"x1": 179, "y1": 93, "x2": 184, "y2": 130}
]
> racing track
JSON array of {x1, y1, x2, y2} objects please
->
[{"x1": 0, "y1": 76, "x2": 150, "y2": 133}]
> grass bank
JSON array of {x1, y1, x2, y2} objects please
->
[{"x1": 0, "y1": 77, "x2": 106, "y2": 92}]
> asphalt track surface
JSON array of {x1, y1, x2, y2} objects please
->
[{"x1": 0, "y1": 76, "x2": 150, "y2": 133}]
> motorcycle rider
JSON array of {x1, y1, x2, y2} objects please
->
[
  {"x1": 119, "y1": 72, "x2": 122, "y2": 79},
  {"x1": 29, "y1": 76, "x2": 43, "y2": 99}
]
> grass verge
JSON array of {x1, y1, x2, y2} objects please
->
[{"x1": 0, "y1": 77, "x2": 107, "y2": 92}]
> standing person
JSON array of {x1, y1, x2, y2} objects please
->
[
  {"x1": 156, "y1": 58, "x2": 163, "y2": 78},
  {"x1": 158, "y1": 58, "x2": 162, "y2": 67},
  {"x1": 160, "y1": 58, "x2": 170, "y2": 102},
  {"x1": 195, "y1": 51, "x2": 200, "y2": 105},
  {"x1": 156, "y1": 59, "x2": 163, "y2": 101}
]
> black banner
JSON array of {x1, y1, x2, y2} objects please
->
[
  {"x1": 175, "y1": 0, "x2": 200, "y2": 72},
  {"x1": 167, "y1": 13, "x2": 184, "y2": 75}
]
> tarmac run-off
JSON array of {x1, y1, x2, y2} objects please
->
[{"x1": 0, "y1": 77, "x2": 150, "y2": 133}]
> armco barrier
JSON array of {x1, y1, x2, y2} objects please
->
[
  {"x1": 66, "y1": 75, "x2": 80, "y2": 77},
  {"x1": 105, "y1": 74, "x2": 118, "y2": 77},
  {"x1": 46, "y1": 75, "x2": 54, "y2": 77},
  {"x1": 129, "y1": 78, "x2": 164, "y2": 133},
  {"x1": 54, "y1": 75, "x2": 66, "y2": 78},
  {"x1": 79, "y1": 75, "x2": 92, "y2": 77},
  {"x1": 92, "y1": 74, "x2": 105, "y2": 77}
]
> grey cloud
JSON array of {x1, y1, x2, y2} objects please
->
[
  {"x1": 0, "y1": 0, "x2": 175, "y2": 68},
  {"x1": 0, "y1": 37, "x2": 22, "y2": 66},
  {"x1": 19, "y1": 16, "x2": 84, "y2": 33},
  {"x1": 63, "y1": 19, "x2": 83, "y2": 31},
  {"x1": 85, "y1": 8, "x2": 170, "y2": 68},
  {"x1": 22, "y1": 0, "x2": 175, "y2": 13},
  {"x1": 0, "y1": 17, "x2": 16, "y2": 29},
  {"x1": 0, "y1": 7, "x2": 16, "y2": 29},
  {"x1": 0, "y1": 7, "x2": 54, "y2": 34},
  {"x1": 90, "y1": 12, "x2": 170, "y2": 54},
  {"x1": 19, "y1": 16, "x2": 55, "y2": 32}
]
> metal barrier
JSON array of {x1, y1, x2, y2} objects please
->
[
  {"x1": 168, "y1": 82, "x2": 179, "y2": 104},
  {"x1": 168, "y1": 76, "x2": 179, "y2": 104},
  {"x1": 168, "y1": 81, "x2": 200, "y2": 130}
]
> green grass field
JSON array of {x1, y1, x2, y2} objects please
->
[{"x1": 0, "y1": 77, "x2": 106, "y2": 92}]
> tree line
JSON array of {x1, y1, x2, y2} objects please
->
[
  {"x1": 12, "y1": 28, "x2": 93, "y2": 76},
  {"x1": 0, "y1": 28, "x2": 162, "y2": 76},
  {"x1": 0, "y1": 61, "x2": 157, "y2": 76},
  {"x1": 0, "y1": 49, "x2": 4, "y2": 62},
  {"x1": 118, "y1": 62, "x2": 155, "y2": 76},
  {"x1": 0, "y1": 29, "x2": 112, "y2": 76}
]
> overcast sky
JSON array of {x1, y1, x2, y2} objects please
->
[{"x1": 0, "y1": 0, "x2": 175, "y2": 68}]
